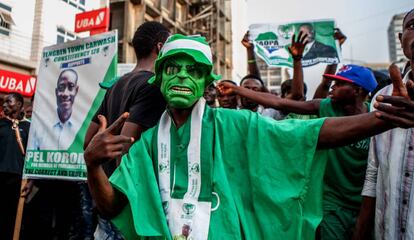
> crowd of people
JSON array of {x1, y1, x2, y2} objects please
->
[{"x1": 0, "y1": 8, "x2": 413, "y2": 240}]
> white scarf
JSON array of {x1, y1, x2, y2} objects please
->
[{"x1": 157, "y1": 98, "x2": 211, "y2": 240}]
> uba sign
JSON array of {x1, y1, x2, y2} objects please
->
[
  {"x1": 75, "y1": 7, "x2": 109, "y2": 33},
  {"x1": 0, "y1": 69, "x2": 36, "y2": 97}
]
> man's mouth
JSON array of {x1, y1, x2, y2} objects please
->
[{"x1": 170, "y1": 86, "x2": 193, "y2": 95}]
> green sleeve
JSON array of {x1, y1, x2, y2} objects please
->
[
  {"x1": 109, "y1": 129, "x2": 170, "y2": 240},
  {"x1": 254, "y1": 116, "x2": 328, "y2": 238},
  {"x1": 215, "y1": 109, "x2": 327, "y2": 239}
]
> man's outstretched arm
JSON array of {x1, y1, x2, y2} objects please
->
[
  {"x1": 84, "y1": 113, "x2": 133, "y2": 218},
  {"x1": 217, "y1": 82, "x2": 321, "y2": 115},
  {"x1": 318, "y1": 64, "x2": 414, "y2": 149},
  {"x1": 288, "y1": 31, "x2": 308, "y2": 100},
  {"x1": 313, "y1": 28, "x2": 347, "y2": 99},
  {"x1": 317, "y1": 112, "x2": 391, "y2": 148},
  {"x1": 242, "y1": 31, "x2": 261, "y2": 78}
]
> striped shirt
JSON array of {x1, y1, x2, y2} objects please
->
[{"x1": 362, "y1": 70, "x2": 414, "y2": 239}]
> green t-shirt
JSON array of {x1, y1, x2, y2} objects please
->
[
  {"x1": 286, "y1": 113, "x2": 318, "y2": 120},
  {"x1": 318, "y1": 98, "x2": 370, "y2": 210},
  {"x1": 110, "y1": 106, "x2": 327, "y2": 239}
]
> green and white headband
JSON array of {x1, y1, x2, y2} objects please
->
[{"x1": 148, "y1": 34, "x2": 221, "y2": 86}]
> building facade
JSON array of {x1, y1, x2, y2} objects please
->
[
  {"x1": 0, "y1": 0, "x2": 100, "y2": 100},
  {"x1": 256, "y1": 57, "x2": 284, "y2": 94},
  {"x1": 388, "y1": 11, "x2": 406, "y2": 63},
  {"x1": 0, "y1": 0, "x2": 100, "y2": 75},
  {"x1": 110, "y1": 0, "x2": 232, "y2": 80}
]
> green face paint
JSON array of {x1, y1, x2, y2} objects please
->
[{"x1": 161, "y1": 55, "x2": 207, "y2": 108}]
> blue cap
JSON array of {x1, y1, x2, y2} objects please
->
[{"x1": 323, "y1": 64, "x2": 378, "y2": 92}]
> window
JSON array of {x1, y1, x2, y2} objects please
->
[
  {"x1": 175, "y1": 2, "x2": 186, "y2": 23},
  {"x1": 0, "y1": 3, "x2": 14, "y2": 36},
  {"x1": 62, "y1": 0, "x2": 86, "y2": 12},
  {"x1": 161, "y1": 0, "x2": 173, "y2": 11},
  {"x1": 56, "y1": 27, "x2": 77, "y2": 44}
]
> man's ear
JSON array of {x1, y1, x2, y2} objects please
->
[
  {"x1": 355, "y1": 86, "x2": 365, "y2": 96},
  {"x1": 156, "y1": 42, "x2": 163, "y2": 55},
  {"x1": 399, "y1": 32, "x2": 403, "y2": 46}
]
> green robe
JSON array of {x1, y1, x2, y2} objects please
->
[{"x1": 110, "y1": 107, "x2": 327, "y2": 239}]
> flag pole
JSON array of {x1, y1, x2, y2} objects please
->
[{"x1": 13, "y1": 178, "x2": 27, "y2": 240}]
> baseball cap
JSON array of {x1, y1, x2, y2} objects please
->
[{"x1": 323, "y1": 64, "x2": 378, "y2": 92}]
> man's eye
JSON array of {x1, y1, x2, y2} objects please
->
[
  {"x1": 187, "y1": 65, "x2": 203, "y2": 78},
  {"x1": 409, "y1": 23, "x2": 414, "y2": 29},
  {"x1": 166, "y1": 65, "x2": 180, "y2": 75},
  {"x1": 68, "y1": 84, "x2": 75, "y2": 91}
]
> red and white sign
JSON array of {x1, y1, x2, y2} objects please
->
[
  {"x1": 0, "y1": 69, "x2": 37, "y2": 97},
  {"x1": 74, "y1": 7, "x2": 109, "y2": 33}
]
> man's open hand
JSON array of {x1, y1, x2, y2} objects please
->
[
  {"x1": 241, "y1": 31, "x2": 253, "y2": 49},
  {"x1": 84, "y1": 113, "x2": 134, "y2": 168},
  {"x1": 374, "y1": 64, "x2": 414, "y2": 128},
  {"x1": 216, "y1": 81, "x2": 239, "y2": 96},
  {"x1": 288, "y1": 31, "x2": 309, "y2": 59},
  {"x1": 334, "y1": 28, "x2": 347, "y2": 46}
]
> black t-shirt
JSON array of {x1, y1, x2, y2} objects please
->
[
  {"x1": 92, "y1": 70, "x2": 166, "y2": 176},
  {"x1": 0, "y1": 118, "x2": 30, "y2": 175}
]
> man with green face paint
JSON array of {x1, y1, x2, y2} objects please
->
[
  {"x1": 160, "y1": 54, "x2": 208, "y2": 109},
  {"x1": 84, "y1": 34, "x2": 414, "y2": 240}
]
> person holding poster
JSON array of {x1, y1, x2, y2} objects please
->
[
  {"x1": 29, "y1": 69, "x2": 79, "y2": 150},
  {"x1": 84, "y1": 34, "x2": 414, "y2": 240},
  {"x1": 0, "y1": 93, "x2": 30, "y2": 240},
  {"x1": 23, "y1": 30, "x2": 118, "y2": 239}
]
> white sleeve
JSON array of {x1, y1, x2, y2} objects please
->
[{"x1": 361, "y1": 135, "x2": 379, "y2": 197}]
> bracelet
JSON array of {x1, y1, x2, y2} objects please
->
[{"x1": 247, "y1": 59, "x2": 256, "y2": 63}]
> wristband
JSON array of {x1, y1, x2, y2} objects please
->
[{"x1": 247, "y1": 59, "x2": 256, "y2": 63}]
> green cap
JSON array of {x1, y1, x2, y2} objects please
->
[{"x1": 148, "y1": 34, "x2": 221, "y2": 86}]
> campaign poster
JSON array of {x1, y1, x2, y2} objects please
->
[
  {"x1": 249, "y1": 19, "x2": 340, "y2": 67},
  {"x1": 24, "y1": 30, "x2": 118, "y2": 180}
]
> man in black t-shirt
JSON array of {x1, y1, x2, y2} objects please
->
[
  {"x1": 0, "y1": 93, "x2": 30, "y2": 240},
  {"x1": 84, "y1": 21, "x2": 170, "y2": 239}
]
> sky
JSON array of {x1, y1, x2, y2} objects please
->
[
  {"x1": 230, "y1": 0, "x2": 413, "y2": 95},
  {"x1": 246, "y1": 0, "x2": 413, "y2": 64}
]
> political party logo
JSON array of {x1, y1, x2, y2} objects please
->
[
  {"x1": 190, "y1": 163, "x2": 200, "y2": 174},
  {"x1": 255, "y1": 32, "x2": 279, "y2": 54},
  {"x1": 338, "y1": 65, "x2": 352, "y2": 74},
  {"x1": 159, "y1": 162, "x2": 168, "y2": 173},
  {"x1": 182, "y1": 203, "x2": 196, "y2": 216},
  {"x1": 278, "y1": 24, "x2": 295, "y2": 40}
]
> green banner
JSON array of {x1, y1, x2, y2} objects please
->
[
  {"x1": 24, "y1": 30, "x2": 118, "y2": 180},
  {"x1": 249, "y1": 19, "x2": 340, "y2": 67}
]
